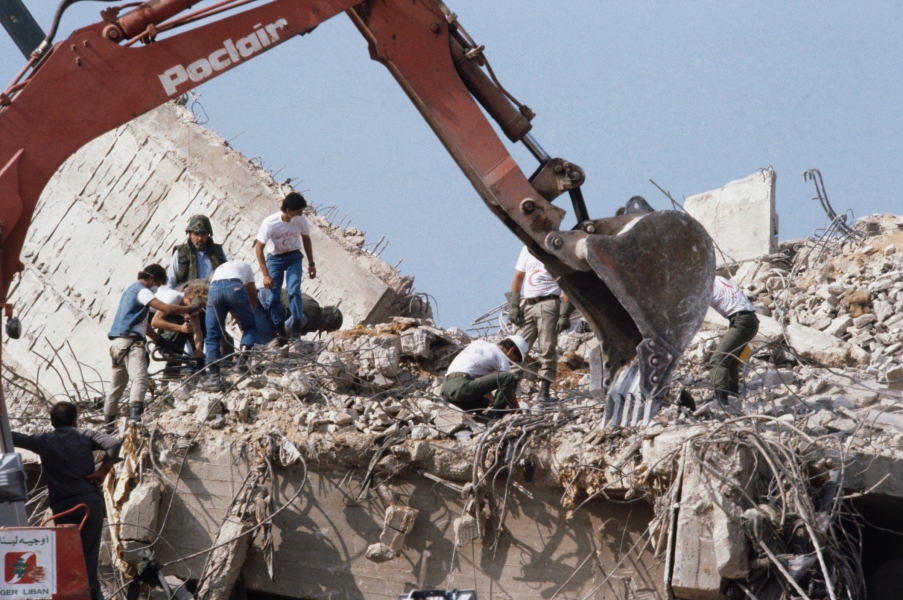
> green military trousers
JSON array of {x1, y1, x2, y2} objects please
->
[
  {"x1": 441, "y1": 372, "x2": 518, "y2": 412},
  {"x1": 707, "y1": 311, "x2": 759, "y2": 394}
]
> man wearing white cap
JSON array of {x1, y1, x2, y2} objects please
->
[{"x1": 441, "y1": 335, "x2": 529, "y2": 417}]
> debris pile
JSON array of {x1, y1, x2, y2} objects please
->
[{"x1": 8, "y1": 214, "x2": 903, "y2": 598}]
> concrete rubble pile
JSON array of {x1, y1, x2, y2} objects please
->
[{"x1": 9, "y1": 216, "x2": 903, "y2": 598}]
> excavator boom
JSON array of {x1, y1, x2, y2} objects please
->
[{"x1": 0, "y1": 0, "x2": 714, "y2": 442}]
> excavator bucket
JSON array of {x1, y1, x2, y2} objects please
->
[{"x1": 554, "y1": 198, "x2": 716, "y2": 427}]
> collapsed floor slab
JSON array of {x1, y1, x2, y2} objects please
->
[{"x1": 6, "y1": 101, "x2": 428, "y2": 398}]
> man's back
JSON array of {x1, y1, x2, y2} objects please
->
[{"x1": 12, "y1": 427, "x2": 120, "y2": 506}]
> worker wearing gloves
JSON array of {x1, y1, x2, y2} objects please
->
[
  {"x1": 165, "y1": 215, "x2": 228, "y2": 288},
  {"x1": 202, "y1": 260, "x2": 258, "y2": 387},
  {"x1": 506, "y1": 246, "x2": 573, "y2": 402},
  {"x1": 708, "y1": 276, "x2": 760, "y2": 404},
  {"x1": 441, "y1": 336, "x2": 528, "y2": 417},
  {"x1": 13, "y1": 402, "x2": 121, "y2": 600},
  {"x1": 254, "y1": 289, "x2": 343, "y2": 345},
  {"x1": 255, "y1": 192, "x2": 316, "y2": 339},
  {"x1": 106, "y1": 265, "x2": 201, "y2": 422}
]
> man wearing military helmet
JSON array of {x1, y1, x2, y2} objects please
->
[{"x1": 165, "y1": 215, "x2": 229, "y2": 289}]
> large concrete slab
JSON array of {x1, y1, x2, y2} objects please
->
[
  {"x1": 5, "y1": 103, "x2": 424, "y2": 398},
  {"x1": 685, "y1": 170, "x2": 778, "y2": 266},
  {"x1": 150, "y1": 442, "x2": 664, "y2": 599}
]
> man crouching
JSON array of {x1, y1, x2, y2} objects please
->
[{"x1": 441, "y1": 336, "x2": 529, "y2": 418}]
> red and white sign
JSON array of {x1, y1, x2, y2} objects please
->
[{"x1": 0, "y1": 530, "x2": 56, "y2": 598}]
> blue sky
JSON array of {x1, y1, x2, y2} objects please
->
[{"x1": 2, "y1": 1, "x2": 901, "y2": 328}]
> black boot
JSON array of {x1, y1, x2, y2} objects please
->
[
  {"x1": 129, "y1": 404, "x2": 143, "y2": 422},
  {"x1": 536, "y1": 380, "x2": 552, "y2": 403},
  {"x1": 290, "y1": 319, "x2": 302, "y2": 338},
  {"x1": 200, "y1": 364, "x2": 223, "y2": 391},
  {"x1": 714, "y1": 389, "x2": 731, "y2": 405},
  {"x1": 235, "y1": 345, "x2": 252, "y2": 373},
  {"x1": 104, "y1": 414, "x2": 117, "y2": 425}
]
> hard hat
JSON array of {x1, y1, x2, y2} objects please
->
[
  {"x1": 505, "y1": 335, "x2": 529, "y2": 363},
  {"x1": 186, "y1": 215, "x2": 214, "y2": 235},
  {"x1": 321, "y1": 306, "x2": 343, "y2": 331}
]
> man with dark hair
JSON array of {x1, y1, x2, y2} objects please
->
[
  {"x1": 254, "y1": 289, "x2": 343, "y2": 344},
  {"x1": 255, "y1": 192, "x2": 317, "y2": 339},
  {"x1": 13, "y1": 401, "x2": 121, "y2": 600},
  {"x1": 441, "y1": 335, "x2": 528, "y2": 417},
  {"x1": 106, "y1": 265, "x2": 201, "y2": 421},
  {"x1": 506, "y1": 246, "x2": 573, "y2": 402},
  {"x1": 165, "y1": 215, "x2": 228, "y2": 289},
  {"x1": 151, "y1": 280, "x2": 208, "y2": 376},
  {"x1": 708, "y1": 276, "x2": 760, "y2": 404}
]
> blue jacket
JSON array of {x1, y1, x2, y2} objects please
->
[{"x1": 108, "y1": 282, "x2": 151, "y2": 339}]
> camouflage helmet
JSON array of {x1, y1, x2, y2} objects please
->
[
  {"x1": 186, "y1": 215, "x2": 214, "y2": 236},
  {"x1": 321, "y1": 306, "x2": 343, "y2": 332}
]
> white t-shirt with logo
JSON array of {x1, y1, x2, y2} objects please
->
[
  {"x1": 211, "y1": 261, "x2": 255, "y2": 284},
  {"x1": 515, "y1": 246, "x2": 561, "y2": 299},
  {"x1": 711, "y1": 276, "x2": 755, "y2": 318},
  {"x1": 256, "y1": 212, "x2": 311, "y2": 256},
  {"x1": 446, "y1": 340, "x2": 511, "y2": 378}
]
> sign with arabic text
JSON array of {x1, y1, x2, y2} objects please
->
[{"x1": 0, "y1": 530, "x2": 56, "y2": 598}]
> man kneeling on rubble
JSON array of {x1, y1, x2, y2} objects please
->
[
  {"x1": 254, "y1": 289, "x2": 343, "y2": 344},
  {"x1": 709, "y1": 276, "x2": 760, "y2": 404},
  {"x1": 441, "y1": 336, "x2": 529, "y2": 417},
  {"x1": 152, "y1": 280, "x2": 209, "y2": 376}
]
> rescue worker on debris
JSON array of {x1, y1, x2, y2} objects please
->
[
  {"x1": 202, "y1": 260, "x2": 258, "y2": 388},
  {"x1": 506, "y1": 246, "x2": 574, "y2": 402},
  {"x1": 255, "y1": 192, "x2": 316, "y2": 339},
  {"x1": 441, "y1": 336, "x2": 528, "y2": 417},
  {"x1": 13, "y1": 402, "x2": 121, "y2": 600},
  {"x1": 152, "y1": 280, "x2": 209, "y2": 376},
  {"x1": 165, "y1": 215, "x2": 228, "y2": 289},
  {"x1": 708, "y1": 276, "x2": 760, "y2": 404},
  {"x1": 254, "y1": 288, "x2": 343, "y2": 345},
  {"x1": 106, "y1": 265, "x2": 201, "y2": 422}
]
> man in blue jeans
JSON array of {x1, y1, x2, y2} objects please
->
[
  {"x1": 202, "y1": 260, "x2": 258, "y2": 388},
  {"x1": 255, "y1": 192, "x2": 317, "y2": 339}
]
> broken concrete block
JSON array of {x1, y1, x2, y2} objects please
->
[
  {"x1": 281, "y1": 372, "x2": 312, "y2": 398},
  {"x1": 453, "y1": 514, "x2": 479, "y2": 547},
  {"x1": 379, "y1": 505, "x2": 418, "y2": 552},
  {"x1": 260, "y1": 388, "x2": 280, "y2": 402},
  {"x1": 432, "y1": 407, "x2": 467, "y2": 435},
  {"x1": 375, "y1": 346, "x2": 400, "y2": 377},
  {"x1": 365, "y1": 542, "x2": 395, "y2": 563},
  {"x1": 400, "y1": 328, "x2": 435, "y2": 358},
  {"x1": 854, "y1": 313, "x2": 877, "y2": 328},
  {"x1": 329, "y1": 410, "x2": 354, "y2": 427},
  {"x1": 120, "y1": 481, "x2": 161, "y2": 544},
  {"x1": 885, "y1": 365, "x2": 903, "y2": 391},
  {"x1": 684, "y1": 169, "x2": 778, "y2": 266},
  {"x1": 195, "y1": 397, "x2": 223, "y2": 423},
  {"x1": 824, "y1": 315, "x2": 854, "y2": 337}
]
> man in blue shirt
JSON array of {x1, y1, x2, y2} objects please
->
[{"x1": 13, "y1": 402, "x2": 121, "y2": 600}]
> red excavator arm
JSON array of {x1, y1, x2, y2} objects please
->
[{"x1": 0, "y1": 0, "x2": 715, "y2": 426}]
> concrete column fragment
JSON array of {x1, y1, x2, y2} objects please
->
[{"x1": 685, "y1": 170, "x2": 778, "y2": 266}]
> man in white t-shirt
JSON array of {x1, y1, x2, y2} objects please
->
[
  {"x1": 441, "y1": 336, "x2": 529, "y2": 417},
  {"x1": 708, "y1": 276, "x2": 759, "y2": 404},
  {"x1": 151, "y1": 282, "x2": 208, "y2": 375},
  {"x1": 255, "y1": 192, "x2": 316, "y2": 340},
  {"x1": 506, "y1": 247, "x2": 574, "y2": 402},
  {"x1": 203, "y1": 261, "x2": 258, "y2": 385}
]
